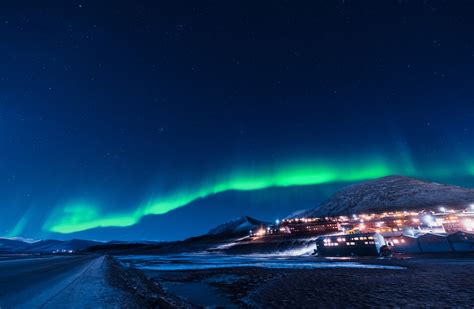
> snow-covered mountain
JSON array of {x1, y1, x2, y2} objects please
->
[
  {"x1": 297, "y1": 175, "x2": 474, "y2": 217},
  {"x1": 284, "y1": 209, "x2": 309, "y2": 219},
  {"x1": 21, "y1": 239, "x2": 102, "y2": 253},
  {"x1": 207, "y1": 216, "x2": 270, "y2": 236},
  {"x1": 0, "y1": 238, "x2": 102, "y2": 253},
  {"x1": 0, "y1": 238, "x2": 29, "y2": 252}
]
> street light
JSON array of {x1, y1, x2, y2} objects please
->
[{"x1": 423, "y1": 215, "x2": 434, "y2": 228}]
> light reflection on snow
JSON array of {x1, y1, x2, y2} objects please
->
[{"x1": 116, "y1": 254, "x2": 405, "y2": 271}]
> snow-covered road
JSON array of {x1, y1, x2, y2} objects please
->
[{"x1": 0, "y1": 255, "x2": 131, "y2": 308}]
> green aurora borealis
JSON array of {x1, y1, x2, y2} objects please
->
[
  {"x1": 43, "y1": 156, "x2": 428, "y2": 234},
  {"x1": 3, "y1": 1, "x2": 474, "y2": 244}
]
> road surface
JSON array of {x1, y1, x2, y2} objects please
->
[{"x1": 0, "y1": 255, "x2": 132, "y2": 308}]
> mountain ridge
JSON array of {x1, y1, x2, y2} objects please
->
[
  {"x1": 207, "y1": 216, "x2": 270, "y2": 236},
  {"x1": 297, "y1": 175, "x2": 474, "y2": 217},
  {"x1": 0, "y1": 238, "x2": 102, "y2": 253}
]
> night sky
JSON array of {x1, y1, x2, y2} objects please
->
[{"x1": 3, "y1": 1, "x2": 474, "y2": 241}]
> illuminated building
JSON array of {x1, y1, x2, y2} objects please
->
[
  {"x1": 316, "y1": 233, "x2": 386, "y2": 256},
  {"x1": 250, "y1": 205, "x2": 474, "y2": 246},
  {"x1": 385, "y1": 235, "x2": 422, "y2": 253}
]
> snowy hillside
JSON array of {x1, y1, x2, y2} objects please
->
[
  {"x1": 207, "y1": 216, "x2": 269, "y2": 236},
  {"x1": 298, "y1": 175, "x2": 474, "y2": 217},
  {"x1": 0, "y1": 238, "x2": 102, "y2": 253}
]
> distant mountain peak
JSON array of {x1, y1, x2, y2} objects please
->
[
  {"x1": 297, "y1": 175, "x2": 474, "y2": 217},
  {"x1": 0, "y1": 238, "x2": 102, "y2": 253},
  {"x1": 284, "y1": 209, "x2": 309, "y2": 219},
  {"x1": 207, "y1": 216, "x2": 269, "y2": 236}
]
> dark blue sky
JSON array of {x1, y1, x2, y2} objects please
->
[{"x1": 2, "y1": 1, "x2": 474, "y2": 240}]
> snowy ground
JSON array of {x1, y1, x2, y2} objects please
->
[
  {"x1": 0, "y1": 255, "x2": 140, "y2": 308},
  {"x1": 118, "y1": 254, "x2": 474, "y2": 308}
]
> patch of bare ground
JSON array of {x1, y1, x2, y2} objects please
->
[
  {"x1": 106, "y1": 256, "x2": 194, "y2": 308},
  {"x1": 150, "y1": 268, "x2": 283, "y2": 307},
  {"x1": 250, "y1": 260, "x2": 474, "y2": 308},
  {"x1": 111, "y1": 256, "x2": 474, "y2": 308}
]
